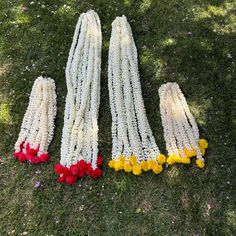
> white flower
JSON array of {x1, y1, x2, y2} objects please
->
[{"x1": 108, "y1": 16, "x2": 160, "y2": 164}]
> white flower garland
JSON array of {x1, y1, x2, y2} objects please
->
[
  {"x1": 158, "y1": 82, "x2": 208, "y2": 168},
  {"x1": 108, "y1": 16, "x2": 165, "y2": 175},
  {"x1": 55, "y1": 10, "x2": 103, "y2": 184},
  {"x1": 14, "y1": 76, "x2": 57, "y2": 164}
]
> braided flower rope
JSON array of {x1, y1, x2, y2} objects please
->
[
  {"x1": 108, "y1": 16, "x2": 165, "y2": 175},
  {"x1": 13, "y1": 76, "x2": 57, "y2": 164},
  {"x1": 54, "y1": 10, "x2": 103, "y2": 184},
  {"x1": 158, "y1": 82, "x2": 208, "y2": 168}
]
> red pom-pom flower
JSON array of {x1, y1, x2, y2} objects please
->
[
  {"x1": 54, "y1": 163, "x2": 64, "y2": 174},
  {"x1": 70, "y1": 164, "x2": 79, "y2": 175},
  {"x1": 91, "y1": 168, "x2": 102, "y2": 179},
  {"x1": 97, "y1": 155, "x2": 103, "y2": 167},
  {"x1": 65, "y1": 175, "x2": 77, "y2": 185}
]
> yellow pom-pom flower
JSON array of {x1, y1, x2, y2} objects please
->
[
  {"x1": 123, "y1": 162, "x2": 133, "y2": 172},
  {"x1": 132, "y1": 164, "x2": 142, "y2": 175},
  {"x1": 157, "y1": 154, "x2": 166, "y2": 165},
  {"x1": 199, "y1": 139, "x2": 208, "y2": 149},
  {"x1": 184, "y1": 148, "x2": 196, "y2": 158},
  {"x1": 108, "y1": 159, "x2": 116, "y2": 168},
  {"x1": 152, "y1": 164, "x2": 163, "y2": 174},
  {"x1": 167, "y1": 155, "x2": 175, "y2": 165},
  {"x1": 173, "y1": 155, "x2": 182, "y2": 163},
  {"x1": 119, "y1": 155, "x2": 126, "y2": 163},
  {"x1": 129, "y1": 155, "x2": 137, "y2": 166},
  {"x1": 147, "y1": 159, "x2": 156, "y2": 170},
  {"x1": 114, "y1": 161, "x2": 123, "y2": 171},
  {"x1": 196, "y1": 159, "x2": 205, "y2": 168},
  {"x1": 200, "y1": 147, "x2": 206, "y2": 156},
  {"x1": 181, "y1": 157, "x2": 191, "y2": 164},
  {"x1": 140, "y1": 161, "x2": 149, "y2": 171}
]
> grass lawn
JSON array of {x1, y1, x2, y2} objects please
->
[{"x1": 0, "y1": 0, "x2": 236, "y2": 235}]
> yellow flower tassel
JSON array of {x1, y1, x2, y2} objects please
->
[
  {"x1": 196, "y1": 159, "x2": 205, "y2": 168},
  {"x1": 147, "y1": 159, "x2": 156, "y2": 170},
  {"x1": 119, "y1": 155, "x2": 126, "y2": 163},
  {"x1": 157, "y1": 154, "x2": 166, "y2": 164},
  {"x1": 184, "y1": 148, "x2": 196, "y2": 158},
  {"x1": 129, "y1": 155, "x2": 137, "y2": 165},
  {"x1": 123, "y1": 162, "x2": 132, "y2": 172},
  {"x1": 114, "y1": 161, "x2": 123, "y2": 171},
  {"x1": 167, "y1": 155, "x2": 175, "y2": 165},
  {"x1": 108, "y1": 159, "x2": 116, "y2": 168},
  {"x1": 173, "y1": 155, "x2": 182, "y2": 163},
  {"x1": 132, "y1": 164, "x2": 142, "y2": 175},
  {"x1": 140, "y1": 161, "x2": 149, "y2": 171},
  {"x1": 181, "y1": 157, "x2": 191, "y2": 164},
  {"x1": 152, "y1": 164, "x2": 163, "y2": 174},
  {"x1": 199, "y1": 139, "x2": 208, "y2": 149}
]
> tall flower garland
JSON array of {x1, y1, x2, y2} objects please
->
[
  {"x1": 54, "y1": 10, "x2": 103, "y2": 185},
  {"x1": 13, "y1": 76, "x2": 57, "y2": 164},
  {"x1": 158, "y1": 82, "x2": 208, "y2": 168},
  {"x1": 107, "y1": 16, "x2": 165, "y2": 176}
]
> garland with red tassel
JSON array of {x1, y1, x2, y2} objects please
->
[{"x1": 13, "y1": 76, "x2": 57, "y2": 164}]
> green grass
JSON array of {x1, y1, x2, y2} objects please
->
[{"x1": 0, "y1": 0, "x2": 236, "y2": 235}]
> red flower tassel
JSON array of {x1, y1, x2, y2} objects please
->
[
  {"x1": 97, "y1": 155, "x2": 103, "y2": 167},
  {"x1": 91, "y1": 168, "x2": 102, "y2": 179},
  {"x1": 65, "y1": 175, "x2": 77, "y2": 185},
  {"x1": 39, "y1": 153, "x2": 49, "y2": 162},
  {"x1": 54, "y1": 164, "x2": 64, "y2": 174}
]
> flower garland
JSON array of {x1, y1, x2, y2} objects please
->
[
  {"x1": 158, "y1": 82, "x2": 208, "y2": 168},
  {"x1": 107, "y1": 16, "x2": 165, "y2": 176},
  {"x1": 54, "y1": 10, "x2": 103, "y2": 185},
  {"x1": 13, "y1": 76, "x2": 57, "y2": 164}
]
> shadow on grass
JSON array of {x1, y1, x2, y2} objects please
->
[{"x1": 0, "y1": 0, "x2": 235, "y2": 235}]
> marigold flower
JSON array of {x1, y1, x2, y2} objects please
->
[
  {"x1": 119, "y1": 155, "x2": 126, "y2": 163},
  {"x1": 140, "y1": 161, "x2": 149, "y2": 171},
  {"x1": 199, "y1": 139, "x2": 208, "y2": 149},
  {"x1": 152, "y1": 164, "x2": 163, "y2": 174},
  {"x1": 167, "y1": 156, "x2": 175, "y2": 165},
  {"x1": 114, "y1": 161, "x2": 123, "y2": 171},
  {"x1": 157, "y1": 154, "x2": 166, "y2": 164},
  {"x1": 196, "y1": 159, "x2": 205, "y2": 168},
  {"x1": 108, "y1": 159, "x2": 116, "y2": 168},
  {"x1": 132, "y1": 164, "x2": 142, "y2": 175},
  {"x1": 123, "y1": 162, "x2": 132, "y2": 172},
  {"x1": 129, "y1": 155, "x2": 137, "y2": 165},
  {"x1": 181, "y1": 157, "x2": 191, "y2": 164}
]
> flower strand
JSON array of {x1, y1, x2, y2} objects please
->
[
  {"x1": 56, "y1": 10, "x2": 103, "y2": 184},
  {"x1": 13, "y1": 76, "x2": 57, "y2": 164},
  {"x1": 158, "y1": 82, "x2": 208, "y2": 168},
  {"x1": 108, "y1": 16, "x2": 165, "y2": 175}
]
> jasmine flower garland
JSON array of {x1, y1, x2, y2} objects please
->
[
  {"x1": 54, "y1": 10, "x2": 103, "y2": 185},
  {"x1": 108, "y1": 16, "x2": 166, "y2": 175},
  {"x1": 13, "y1": 76, "x2": 57, "y2": 164},
  {"x1": 158, "y1": 82, "x2": 208, "y2": 168}
]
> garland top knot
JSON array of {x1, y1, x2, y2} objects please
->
[
  {"x1": 107, "y1": 16, "x2": 166, "y2": 176},
  {"x1": 158, "y1": 82, "x2": 208, "y2": 168},
  {"x1": 55, "y1": 10, "x2": 103, "y2": 185},
  {"x1": 13, "y1": 76, "x2": 57, "y2": 164}
]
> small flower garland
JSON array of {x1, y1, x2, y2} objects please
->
[
  {"x1": 107, "y1": 16, "x2": 165, "y2": 176},
  {"x1": 158, "y1": 82, "x2": 208, "y2": 168},
  {"x1": 55, "y1": 10, "x2": 103, "y2": 185},
  {"x1": 13, "y1": 76, "x2": 57, "y2": 164}
]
